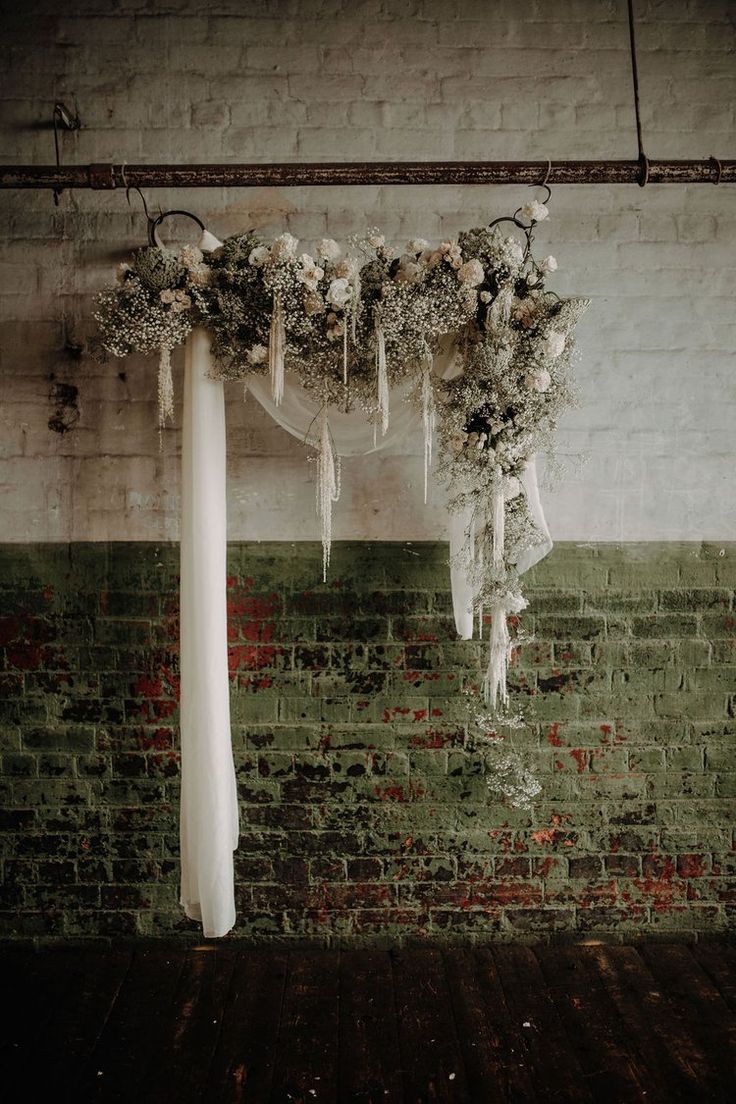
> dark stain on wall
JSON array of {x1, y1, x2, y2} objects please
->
[
  {"x1": 48, "y1": 379, "x2": 80, "y2": 435},
  {"x1": 0, "y1": 541, "x2": 734, "y2": 944}
]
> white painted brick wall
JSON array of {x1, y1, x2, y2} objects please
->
[{"x1": 0, "y1": 0, "x2": 734, "y2": 542}]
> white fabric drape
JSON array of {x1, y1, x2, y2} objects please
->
[
  {"x1": 447, "y1": 459, "x2": 552, "y2": 639},
  {"x1": 179, "y1": 232, "x2": 239, "y2": 939},
  {"x1": 248, "y1": 349, "x2": 552, "y2": 641}
]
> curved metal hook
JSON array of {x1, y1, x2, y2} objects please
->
[
  {"x1": 124, "y1": 174, "x2": 160, "y2": 244},
  {"x1": 149, "y1": 209, "x2": 205, "y2": 248}
]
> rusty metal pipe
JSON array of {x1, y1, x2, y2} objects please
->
[{"x1": 0, "y1": 159, "x2": 733, "y2": 190}]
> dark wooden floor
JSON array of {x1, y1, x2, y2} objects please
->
[{"x1": 2, "y1": 942, "x2": 735, "y2": 1103}]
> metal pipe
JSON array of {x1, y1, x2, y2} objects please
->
[{"x1": 0, "y1": 159, "x2": 732, "y2": 190}]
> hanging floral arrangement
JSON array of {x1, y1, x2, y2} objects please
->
[{"x1": 92, "y1": 194, "x2": 589, "y2": 722}]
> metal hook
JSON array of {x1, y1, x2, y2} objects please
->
[
  {"x1": 124, "y1": 175, "x2": 159, "y2": 243},
  {"x1": 149, "y1": 209, "x2": 206, "y2": 249},
  {"x1": 51, "y1": 101, "x2": 81, "y2": 206},
  {"x1": 709, "y1": 155, "x2": 722, "y2": 185}
]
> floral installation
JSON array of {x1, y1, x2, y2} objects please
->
[
  {"x1": 92, "y1": 244, "x2": 212, "y2": 428},
  {"x1": 93, "y1": 192, "x2": 589, "y2": 806}
]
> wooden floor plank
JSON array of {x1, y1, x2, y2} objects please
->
[
  {"x1": 442, "y1": 949, "x2": 516, "y2": 1104},
  {"x1": 535, "y1": 944, "x2": 664, "y2": 1104},
  {"x1": 77, "y1": 946, "x2": 189, "y2": 1102},
  {"x1": 143, "y1": 947, "x2": 238, "y2": 1104},
  {"x1": 4, "y1": 949, "x2": 103, "y2": 1104},
  {"x1": 589, "y1": 945, "x2": 723, "y2": 1102},
  {"x1": 491, "y1": 945, "x2": 592, "y2": 1104},
  {"x1": 391, "y1": 947, "x2": 472, "y2": 1103},
  {"x1": 41, "y1": 949, "x2": 132, "y2": 1101},
  {"x1": 691, "y1": 941, "x2": 736, "y2": 1013},
  {"x1": 2, "y1": 941, "x2": 734, "y2": 1104},
  {"x1": 204, "y1": 948, "x2": 288, "y2": 1103},
  {"x1": 639, "y1": 943, "x2": 736, "y2": 1099},
  {"x1": 268, "y1": 950, "x2": 341, "y2": 1104},
  {"x1": 338, "y1": 950, "x2": 403, "y2": 1104}
]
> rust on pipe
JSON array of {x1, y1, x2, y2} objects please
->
[{"x1": 0, "y1": 159, "x2": 733, "y2": 189}]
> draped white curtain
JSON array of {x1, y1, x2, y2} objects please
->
[
  {"x1": 179, "y1": 231, "x2": 239, "y2": 939},
  {"x1": 178, "y1": 241, "x2": 553, "y2": 936}
]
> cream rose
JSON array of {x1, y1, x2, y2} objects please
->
[
  {"x1": 270, "y1": 233, "x2": 299, "y2": 262},
  {"x1": 297, "y1": 253, "x2": 325, "y2": 291},
  {"x1": 520, "y1": 200, "x2": 549, "y2": 222},
  {"x1": 457, "y1": 258, "x2": 485, "y2": 287},
  {"x1": 248, "y1": 245, "x2": 271, "y2": 267},
  {"x1": 316, "y1": 238, "x2": 341, "y2": 262},
  {"x1": 539, "y1": 255, "x2": 558, "y2": 274},
  {"x1": 326, "y1": 277, "x2": 353, "y2": 310},
  {"x1": 542, "y1": 330, "x2": 566, "y2": 359},
  {"x1": 525, "y1": 367, "x2": 552, "y2": 392}
]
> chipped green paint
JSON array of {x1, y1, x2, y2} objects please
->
[{"x1": 0, "y1": 541, "x2": 734, "y2": 944}]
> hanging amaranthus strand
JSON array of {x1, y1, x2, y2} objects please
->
[
  {"x1": 269, "y1": 292, "x2": 285, "y2": 405},
  {"x1": 157, "y1": 342, "x2": 174, "y2": 432},
  {"x1": 317, "y1": 410, "x2": 340, "y2": 582},
  {"x1": 343, "y1": 312, "x2": 349, "y2": 386},
  {"x1": 421, "y1": 347, "x2": 436, "y2": 504},
  {"x1": 375, "y1": 319, "x2": 389, "y2": 435}
]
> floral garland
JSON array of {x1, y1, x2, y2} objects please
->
[{"x1": 93, "y1": 196, "x2": 589, "y2": 758}]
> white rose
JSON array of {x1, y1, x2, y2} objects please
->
[
  {"x1": 520, "y1": 200, "x2": 549, "y2": 223},
  {"x1": 270, "y1": 232, "x2": 299, "y2": 261},
  {"x1": 326, "y1": 277, "x2": 353, "y2": 310},
  {"x1": 542, "y1": 330, "x2": 566, "y2": 359},
  {"x1": 479, "y1": 290, "x2": 492, "y2": 303},
  {"x1": 316, "y1": 238, "x2": 341, "y2": 262},
  {"x1": 297, "y1": 253, "x2": 325, "y2": 290},
  {"x1": 247, "y1": 344, "x2": 268, "y2": 365},
  {"x1": 248, "y1": 245, "x2": 271, "y2": 267},
  {"x1": 539, "y1": 255, "x2": 558, "y2": 274},
  {"x1": 525, "y1": 368, "x2": 552, "y2": 392},
  {"x1": 406, "y1": 238, "x2": 429, "y2": 254},
  {"x1": 457, "y1": 258, "x2": 485, "y2": 287},
  {"x1": 367, "y1": 232, "x2": 385, "y2": 249},
  {"x1": 159, "y1": 288, "x2": 176, "y2": 303}
]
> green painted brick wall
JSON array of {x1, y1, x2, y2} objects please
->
[{"x1": 0, "y1": 541, "x2": 734, "y2": 944}]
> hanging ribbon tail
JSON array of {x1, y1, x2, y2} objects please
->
[
  {"x1": 269, "y1": 292, "x2": 285, "y2": 405},
  {"x1": 421, "y1": 355, "x2": 436, "y2": 505},
  {"x1": 376, "y1": 322, "x2": 389, "y2": 435},
  {"x1": 491, "y1": 466, "x2": 505, "y2": 569},
  {"x1": 448, "y1": 506, "x2": 475, "y2": 640},
  {"x1": 317, "y1": 410, "x2": 340, "y2": 581},
  {"x1": 351, "y1": 273, "x2": 361, "y2": 343},
  {"x1": 516, "y1": 457, "x2": 553, "y2": 573},
  {"x1": 483, "y1": 600, "x2": 511, "y2": 710},
  {"x1": 343, "y1": 316, "x2": 348, "y2": 386}
]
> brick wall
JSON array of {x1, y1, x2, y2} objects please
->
[
  {"x1": 1, "y1": 541, "x2": 734, "y2": 944},
  {"x1": 1, "y1": 0, "x2": 735, "y2": 541}
]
